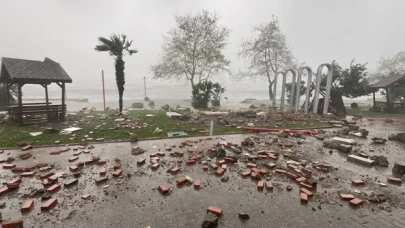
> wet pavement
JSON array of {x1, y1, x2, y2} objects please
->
[{"x1": 1, "y1": 118, "x2": 405, "y2": 228}]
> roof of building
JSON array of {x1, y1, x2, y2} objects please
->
[
  {"x1": 0, "y1": 57, "x2": 72, "y2": 84},
  {"x1": 370, "y1": 73, "x2": 405, "y2": 88}
]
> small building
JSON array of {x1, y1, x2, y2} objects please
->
[
  {"x1": 0, "y1": 57, "x2": 72, "y2": 124},
  {"x1": 369, "y1": 73, "x2": 405, "y2": 112}
]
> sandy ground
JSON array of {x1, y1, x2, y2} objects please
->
[{"x1": 1, "y1": 119, "x2": 405, "y2": 227}]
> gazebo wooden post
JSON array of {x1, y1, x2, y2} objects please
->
[
  {"x1": 5, "y1": 82, "x2": 9, "y2": 106},
  {"x1": 61, "y1": 82, "x2": 65, "y2": 121},
  {"x1": 372, "y1": 91, "x2": 376, "y2": 110},
  {"x1": 44, "y1": 84, "x2": 49, "y2": 120},
  {"x1": 17, "y1": 82, "x2": 23, "y2": 124}
]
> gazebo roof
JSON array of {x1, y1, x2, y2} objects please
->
[
  {"x1": 370, "y1": 73, "x2": 405, "y2": 88},
  {"x1": 0, "y1": 57, "x2": 72, "y2": 84}
]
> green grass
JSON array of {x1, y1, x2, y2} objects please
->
[
  {"x1": 0, "y1": 110, "x2": 331, "y2": 148},
  {"x1": 346, "y1": 107, "x2": 405, "y2": 118}
]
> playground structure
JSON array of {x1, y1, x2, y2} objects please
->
[{"x1": 272, "y1": 63, "x2": 333, "y2": 114}]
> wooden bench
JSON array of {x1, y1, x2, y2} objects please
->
[{"x1": 7, "y1": 103, "x2": 66, "y2": 124}]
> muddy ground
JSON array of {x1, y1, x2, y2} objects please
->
[{"x1": 1, "y1": 117, "x2": 405, "y2": 228}]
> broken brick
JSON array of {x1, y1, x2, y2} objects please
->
[
  {"x1": 186, "y1": 159, "x2": 196, "y2": 165},
  {"x1": 151, "y1": 163, "x2": 160, "y2": 170},
  {"x1": 224, "y1": 157, "x2": 234, "y2": 163},
  {"x1": 158, "y1": 184, "x2": 168, "y2": 194},
  {"x1": 241, "y1": 171, "x2": 251, "y2": 177},
  {"x1": 174, "y1": 151, "x2": 184, "y2": 157},
  {"x1": 99, "y1": 168, "x2": 106, "y2": 176},
  {"x1": 21, "y1": 171, "x2": 36, "y2": 177},
  {"x1": 300, "y1": 188, "x2": 313, "y2": 197},
  {"x1": 8, "y1": 177, "x2": 22, "y2": 185},
  {"x1": 113, "y1": 169, "x2": 122, "y2": 177},
  {"x1": 300, "y1": 193, "x2": 308, "y2": 204},
  {"x1": 40, "y1": 172, "x2": 54, "y2": 179},
  {"x1": 11, "y1": 167, "x2": 25, "y2": 172},
  {"x1": 187, "y1": 148, "x2": 193, "y2": 153},
  {"x1": 218, "y1": 160, "x2": 226, "y2": 165},
  {"x1": 300, "y1": 182, "x2": 313, "y2": 189},
  {"x1": 64, "y1": 179, "x2": 78, "y2": 187},
  {"x1": 95, "y1": 177, "x2": 108, "y2": 184},
  {"x1": 207, "y1": 206, "x2": 222, "y2": 216},
  {"x1": 288, "y1": 164, "x2": 298, "y2": 170},
  {"x1": 22, "y1": 145, "x2": 32, "y2": 151},
  {"x1": 257, "y1": 181, "x2": 264, "y2": 191},
  {"x1": 265, "y1": 181, "x2": 273, "y2": 190},
  {"x1": 2, "y1": 220, "x2": 24, "y2": 228},
  {"x1": 6, "y1": 182, "x2": 20, "y2": 189},
  {"x1": 247, "y1": 163, "x2": 257, "y2": 168},
  {"x1": 21, "y1": 199, "x2": 34, "y2": 213},
  {"x1": 41, "y1": 198, "x2": 57, "y2": 211},
  {"x1": 275, "y1": 169, "x2": 286, "y2": 174},
  {"x1": 251, "y1": 167, "x2": 260, "y2": 173},
  {"x1": 387, "y1": 177, "x2": 402, "y2": 185},
  {"x1": 20, "y1": 152, "x2": 32, "y2": 159},
  {"x1": 267, "y1": 154, "x2": 277, "y2": 160},
  {"x1": 3, "y1": 164, "x2": 16, "y2": 169},
  {"x1": 68, "y1": 156, "x2": 79, "y2": 162},
  {"x1": 222, "y1": 164, "x2": 227, "y2": 170},
  {"x1": 301, "y1": 168, "x2": 312, "y2": 176},
  {"x1": 266, "y1": 163, "x2": 276, "y2": 169},
  {"x1": 47, "y1": 184, "x2": 61, "y2": 193},
  {"x1": 260, "y1": 169, "x2": 267, "y2": 175},
  {"x1": 349, "y1": 198, "x2": 363, "y2": 207},
  {"x1": 339, "y1": 193, "x2": 355, "y2": 200},
  {"x1": 251, "y1": 172, "x2": 262, "y2": 180},
  {"x1": 0, "y1": 187, "x2": 9, "y2": 196},
  {"x1": 216, "y1": 168, "x2": 225, "y2": 176},
  {"x1": 176, "y1": 177, "x2": 186, "y2": 186},
  {"x1": 202, "y1": 165, "x2": 208, "y2": 172},
  {"x1": 69, "y1": 166, "x2": 78, "y2": 172},
  {"x1": 210, "y1": 163, "x2": 218, "y2": 169},
  {"x1": 113, "y1": 163, "x2": 121, "y2": 170},
  {"x1": 194, "y1": 179, "x2": 200, "y2": 189},
  {"x1": 286, "y1": 172, "x2": 298, "y2": 179},
  {"x1": 296, "y1": 177, "x2": 307, "y2": 183},
  {"x1": 351, "y1": 180, "x2": 365, "y2": 186}
]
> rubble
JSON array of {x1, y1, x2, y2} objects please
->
[
  {"x1": 347, "y1": 155, "x2": 374, "y2": 166},
  {"x1": 392, "y1": 163, "x2": 405, "y2": 177},
  {"x1": 202, "y1": 212, "x2": 219, "y2": 228},
  {"x1": 371, "y1": 137, "x2": 387, "y2": 144},
  {"x1": 371, "y1": 155, "x2": 389, "y2": 167}
]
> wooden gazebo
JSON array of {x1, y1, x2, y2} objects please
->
[
  {"x1": 369, "y1": 73, "x2": 405, "y2": 112},
  {"x1": 0, "y1": 57, "x2": 72, "y2": 124}
]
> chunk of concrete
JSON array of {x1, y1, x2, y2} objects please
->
[
  {"x1": 348, "y1": 155, "x2": 374, "y2": 166},
  {"x1": 166, "y1": 112, "x2": 183, "y2": 119},
  {"x1": 332, "y1": 137, "x2": 356, "y2": 145}
]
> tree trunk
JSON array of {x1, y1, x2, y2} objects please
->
[
  {"x1": 330, "y1": 90, "x2": 346, "y2": 116},
  {"x1": 115, "y1": 57, "x2": 125, "y2": 114},
  {"x1": 268, "y1": 83, "x2": 274, "y2": 100}
]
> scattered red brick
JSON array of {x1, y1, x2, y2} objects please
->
[
  {"x1": 2, "y1": 220, "x2": 24, "y2": 228},
  {"x1": 251, "y1": 172, "x2": 262, "y2": 180},
  {"x1": 194, "y1": 179, "x2": 201, "y2": 189},
  {"x1": 40, "y1": 172, "x2": 54, "y2": 179},
  {"x1": 68, "y1": 157, "x2": 79, "y2": 162},
  {"x1": 387, "y1": 177, "x2": 402, "y2": 185},
  {"x1": 21, "y1": 171, "x2": 36, "y2": 177},
  {"x1": 41, "y1": 198, "x2": 57, "y2": 211},
  {"x1": 300, "y1": 182, "x2": 313, "y2": 189},
  {"x1": 114, "y1": 163, "x2": 121, "y2": 170},
  {"x1": 260, "y1": 169, "x2": 267, "y2": 175},
  {"x1": 301, "y1": 168, "x2": 312, "y2": 176},
  {"x1": 50, "y1": 151, "x2": 61, "y2": 155},
  {"x1": 316, "y1": 167, "x2": 328, "y2": 172},
  {"x1": 186, "y1": 159, "x2": 196, "y2": 165},
  {"x1": 210, "y1": 163, "x2": 218, "y2": 169},
  {"x1": 222, "y1": 164, "x2": 227, "y2": 170},
  {"x1": 265, "y1": 181, "x2": 273, "y2": 190},
  {"x1": 151, "y1": 163, "x2": 160, "y2": 170},
  {"x1": 176, "y1": 177, "x2": 186, "y2": 186},
  {"x1": 73, "y1": 151, "x2": 81, "y2": 156},
  {"x1": 20, "y1": 152, "x2": 32, "y2": 159},
  {"x1": 339, "y1": 193, "x2": 355, "y2": 200},
  {"x1": 175, "y1": 151, "x2": 184, "y2": 157},
  {"x1": 158, "y1": 184, "x2": 168, "y2": 194},
  {"x1": 202, "y1": 165, "x2": 208, "y2": 172},
  {"x1": 218, "y1": 160, "x2": 226, "y2": 165},
  {"x1": 294, "y1": 168, "x2": 303, "y2": 174},
  {"x1": 3, "y1": 164, "x2": 16, "y2": 169},
  {"x1": 11, "y1": 167, "x2": 25, "y2": 172},
  {"x1": 296, "y1": 177, "x2": 306, "y2": 183},
  {"x1": 216, "y1": 168, "x2": 225, "y2": 176},
  {"x1": 288, "y1": 164, "x2": 298, "y2": 170},
  {"x1": 69, "y1": 166, "x2": 78, "y2": 172},
  {"x1": 257, "y1": 181, "x2": 264, "y2": 191},
  {"x1": 300, "y1": 188, "x2": 313, "y2": 197},
  {"x1": 224, "y1": 157, "x2": 234, "y2": 163},
  {"x1": 21, "y1": 199, "x2": 34, "y2": 213},
  {"x1": 95, "y1": 176, "x2": 108, "y2": 184},
  {"x1": 247, "y1": 163, "x2": 257, "y2": 168},
  {"x1": 157, "y1": 152, "x2": 165, "y2": 157},
  {"x1": 251, "y1": 167, "x2": 260, "y2": 173},
  {"x1": 113, "y1": 169, "x2": 122, "y2": 177},
  {"x1": 266, "y1": 163, "x2": 276, "y2": 169},
  {"x1": 171, "y1": 167, "x2": 180, "y2": 174},
  {"x1": 8, "y1": 177, "x2": 22, "y2": 185},
  {"x1": 187, "y1": 148, "x2": 193, "y2": 153},
  {"x1": 21, "y1": 145, "x2": 32, "y2": 151},
  {"x1": 82, "y1": 149, "x2": 90, "y2": 154},
  {"x1": 207, "y1": 206, "x2": 222, "y2": 216},
  {"x1": 59, "y1": 148, "x2": 69, "y2": 152},
  {"x1": 241, "y1": 171, "x2": 251, "y2": 177},
  {"x1": 286, "y1": 172, "x2": 298, "y2": 179},
  {"x1": 300, "y1": 193, "x2": 308, "y2": 204},
  {"x1": 268, "y1": 154, "x2": 277, "y2": 160},
  {"x1": 352, "y1": 180, "x2": 365, "y2": 186},
  {"x1": 349, "y1": 198, "x2": 363, "y2": 207},
  {"x1": 6, "y1": 182, "x2": 20, "y2": 189},
  {"x1": 0, "y1": 187, "x2": 9, "y2": 196},
  {"x1": 99, "y1": 168, "x2": 106, "y2": 176},
  {"x1": 275, "y1": 169, "x2": 286, "y2": 174},
  {"x1": 47, "y1": 184, "x2": 61, "y2": 193}
]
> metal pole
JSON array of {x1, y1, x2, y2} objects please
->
[
  {"x1": 210, "y1": 120, "x2": 214, "y2": 136},
  {"x1": 102, "y1": 70, "x2": 106, "y2": 111}
]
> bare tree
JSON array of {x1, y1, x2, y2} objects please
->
[
  {"x1": 236, "y1": 15, "x2": 296, "y2": 100},
  {"x1": 151, "y1": 11, "x2": 231, "y2": 89}
]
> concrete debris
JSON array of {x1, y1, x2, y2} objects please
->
[
  {"x1": 371, "y1": 155, "x2": 389, "y2": 167},
  {"x1": 371, "y1": 137, "x2": 387, "y2": 144},
  {"x1": 332, "y1": 137, "x2": 356, "y2": 145},
  {"x1": 347, "y1": 155, "x2": 374, "y2": 166},
  {"x1": 238, "y1": 212, "x2": 250, "y2": 220},
  {"x1": 202, "y1": 212, "x2": 219, "y2": 228},
  {"x1": 392, "y1": 163, "x2": 405, "y2": 177},
  {"x1": 221, "y1": 176, "x2": 229, "y2": 182},
  {"x1": 388, "y1": 133, "x2": 405, "y2": 143}
]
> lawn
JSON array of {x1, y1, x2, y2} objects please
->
[
  {"x1": 346, "y1": 107, "x2": 405, "y2": 119},
  {"x1": 0, "y1": 110, "x2": 331, "y2": 148}
]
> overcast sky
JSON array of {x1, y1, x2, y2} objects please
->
[{"x1": 1, "y1": 0, "x2": 405, "y2": 91}]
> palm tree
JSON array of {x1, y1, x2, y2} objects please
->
[{"x1": 95, "y1": 34, "x2": 138, "y2": 114}]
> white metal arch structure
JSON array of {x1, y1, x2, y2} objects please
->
[
  {"x1": 313, "y1": 63, "x2": 333, "y2": 114},
  {"x1": 277, "y1": 71, "x2": 288, "y2": 111},
  {"x1": 295, "y1": 66, "x2": 313, "y2": 113},
  {"x1": 284, "y1": 69, "x2": 297, "y2": 111},
  {"x1": 271, "y1": 72, "x2": 283, "y2": 108}
]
